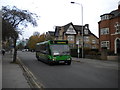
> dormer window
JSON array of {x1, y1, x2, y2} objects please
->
[
  {"x1": 84, "y1": 29, "x2": 88, "y2": 34},
  {"x1": 84, "y1": 26, "x2": 88, "y2": 34},
  {"x1": 67, "y1": 35, "x2": 74, "y2": 41},
  {"x1": 101, "y1": 14, "x2": 109, "y2": 21}
]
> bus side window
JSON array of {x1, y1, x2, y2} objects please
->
[
  {"x1": 45, "y1": 44, "x2": 50, "y2": 54},
  {"x1": 39, "y1": 44, "x2": 45, "y2": 53},
  {"x1": 42, "y1": 44, "x2": 46, "y2": 53},
  {"x1": 38, "y1": 44, "x2": 50, "y2": 55}
]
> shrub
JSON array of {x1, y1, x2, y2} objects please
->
[{"x1": 70, "y1": 48, "x2": 82, "y2": 57}]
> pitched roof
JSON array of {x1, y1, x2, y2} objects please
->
[
  {"x1": 63, "y1": 22, "x2": 73, "y2": 32},
  {"x1": 55, "y1": 26, "x2": 61, "y2": 36},
  {"x1": 46, "y1": 31, "x2": 55, "y2": 36},
  {"x1": 55, "y1": 22, "x2": 93, "y2": 36},
  {"x1": 48, "y1": 31, "x2": 55, "y2": 36},
  {"x1": 65, "y1": 22, "x2": 84, "y2": 33},
  {"x1": 63, "y1": 22, "x2": 78, "y2": 34},
  {"x1": 62, "y1": 22, "x2": 85, "y2": 33},
  {"x1": 100, "y1": 6, "x2": 120, "y2": 19},
  {"x1": 110, "y1": 9, "x2": 120, "y2": 18}
]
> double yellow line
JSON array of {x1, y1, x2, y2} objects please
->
[{"x1": 17, "y1": 57, "x2": 45, "y2": 89}]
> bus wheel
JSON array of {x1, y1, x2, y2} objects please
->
[
  {"x1": 67, "y1": 61, "x2": 71, "y2": 65},
  {"x1": 48, "y1": 61, "x2": 54, "y2": 65}
]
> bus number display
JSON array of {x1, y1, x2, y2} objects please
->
[{"x1": 51, "y1": 41, "x2": 68, "y2": 44}]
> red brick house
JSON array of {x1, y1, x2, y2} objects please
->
[{"x1": 98, "y1": 2, "x2": 120, "y2": 54}]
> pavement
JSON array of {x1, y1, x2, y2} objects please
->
[
  {"x1": 72, "y1": 57, "x2": 118, "y2": 63},
  {"x1": 72, "y1": 57, "x2": 119, "y2": 70},
  {"x1": 2, "y1": 52, "x2": 30, "y2": 89}
]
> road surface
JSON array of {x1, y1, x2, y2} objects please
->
[{"x1": 18, "y1": 51, "x2": 118, "y2": 88}]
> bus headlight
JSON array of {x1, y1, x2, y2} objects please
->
[
  {"x1": 53, "y1": 52, "x2": 60, "y2": 56},
  {"x1": 52, "y1": 57, "x2": 56, "y2": 61},
  {"x1": 67, "y1": 58, "x2": 71, "y2": 60}
]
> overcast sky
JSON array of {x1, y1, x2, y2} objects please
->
[{"x1": 0, "y1": 0, "x2": 119, "y2": 39}]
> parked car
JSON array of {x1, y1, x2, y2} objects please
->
[{"x1": 22, "y1": 49, "x2": 28, "y2": 52}]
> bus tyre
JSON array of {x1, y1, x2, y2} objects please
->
[
  {"x1": 48, "y1": 61, "x2": 54, "y2": 65},
  {"x1": 67, "y1": 61, "x2": 71, "y2": 65}
]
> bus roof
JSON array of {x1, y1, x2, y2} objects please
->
[
  {"x1": 36, "y1": 41, "x2": 49, "y2": 45},
  {"x1": 36, "y1": 40, "x2": 68, "y2": 45}
]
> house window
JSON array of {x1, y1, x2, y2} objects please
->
[
  {"x1": 67, "y1": 35, "x2": 74, "y2": 41},
  {"x1": 84, "y1": 36, "x2": 89, "y2": 42},
  {"x1": 84, "y1": 26, "x2": 88, "y2": 34},
  {"x1": 101, "y1": 41, "x2": 109, "y2": 49},
  {"x1": 84, "y1": 29, "x2": 88, "y2": 34},
  {"x1": 114, "y1": 22, "x2": 120, "y2": 33},
  {"x1": 84, "y1": 44, "x2": 91, "y2": 48},
  {"x1": 92, "y1": 39, "x2": 96, "y2": 44},
  {"x1": 100, "y1": 28, "x2": 109, "y2": 35},
  {"x1": 92, "y1": 46, "x2": 97, "y2": 49}
]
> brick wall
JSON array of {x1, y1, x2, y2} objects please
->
[{"x1": 99, "y1": 8, "x2": 120, "y2": 53}]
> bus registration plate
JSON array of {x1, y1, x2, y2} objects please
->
[{"x1": 59, "y1": 61, "x2": 65, "y2": 63}]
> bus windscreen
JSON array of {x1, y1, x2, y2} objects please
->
[{"x1": 50, "y1": 45, "x2": 70, "y2": 56}]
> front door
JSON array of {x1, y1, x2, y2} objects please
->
[{"x1": 116, "y1": 39, "x2": 120, "y2": 54}]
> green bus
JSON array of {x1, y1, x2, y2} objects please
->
[{"x1": 35, "y1": 40, "x2": 72, "y2": 65}]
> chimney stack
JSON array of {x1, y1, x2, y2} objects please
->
[{"x1": 118, "y1": 1, "x2": 120, "y2": 10}]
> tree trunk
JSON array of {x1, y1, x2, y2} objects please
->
[{"x1": 13, "y1": 38, "x2": 17, "y2": 62}]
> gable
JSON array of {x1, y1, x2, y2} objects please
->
[{"x1": 65, "y1": 25, "x2": 77, "y2": 34}]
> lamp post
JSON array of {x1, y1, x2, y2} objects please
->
[{"x1": 71, "y1": 1, "x2": 84, "y2": 58}]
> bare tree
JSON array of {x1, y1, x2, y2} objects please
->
[{"x1": 2, "y1": 6, "x2": 39, "y2": 62}]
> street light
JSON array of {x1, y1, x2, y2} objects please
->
[{"x1": 71, "y1": 1, "x2": 84, "y2": 58}]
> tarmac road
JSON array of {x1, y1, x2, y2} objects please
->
[
  {"x1": 0, "y1": 54, "x2": 2, "y2": 89},
  {"x1": 18, "y1": 51, "x2": 118, "y2": 88}
]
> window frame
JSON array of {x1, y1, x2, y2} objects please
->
[
  {"x1": 67, "y1": 35, "x2": 74, "y2": 41},
  {"x1": 101, "y1": 41, "x2": 110, "y2": 49},
  {"x1": 100, "y1": 28, "x2": 109, "y2": 35}
]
